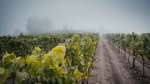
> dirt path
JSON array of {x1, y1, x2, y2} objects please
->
[{"x1": 88, "y1": 38, "x2": 139, "y2": 84}]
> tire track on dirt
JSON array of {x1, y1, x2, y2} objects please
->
[
  {"x1": 103, "y1": 38, "x2": 138, "y2": 84},
  {"x1": 88, "y1": 39, "x2": 114, "y2": 84},
  {"x1": 89, "y1": 38, "x2": 122, "y2": 84},
  {"x1": 88, "y1": 38, "x2": 139, "y2": 84}
]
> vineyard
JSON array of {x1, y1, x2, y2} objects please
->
[
  {"x1": 1, "y1": 32, "x2": 150, "y2": 84},
  {"x1": 105, "y1": 32, "x2": 150, "y2": 76},
  {"x1": 1, "y1": 0, "x2": 150, "y2": 83},
  {"x1": 0, "y1": 33, "x2": 99, "y2": 84}
]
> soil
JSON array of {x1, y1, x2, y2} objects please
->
[{"x1": 88, "y1": 38, "x2": 150, "y2": 84}]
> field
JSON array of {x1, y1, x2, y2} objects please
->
[
  {"x1": 0, "y1": 32, "x2": 150, "y2": 84},
  {"x1": 89, "y1": 33, "x2": 150, "y2": 84},
  {"x1": 0, "y1": 33, "x2": 99, "y2": 84}
]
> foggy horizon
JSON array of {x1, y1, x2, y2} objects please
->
[{"x1": 0, "y1": 0, "x2": 150, "y2": 35}]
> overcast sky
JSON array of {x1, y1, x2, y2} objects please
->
[{"x1": 0, "y1": 0, "x2": 150, "y2": 35}]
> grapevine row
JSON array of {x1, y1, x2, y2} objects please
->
[
  {"x1": 0, "y1": 33, "x2": 99, "y2": 84},
  {"x1": 105, "y1": 32, "x2": 150, "y2": 76}
]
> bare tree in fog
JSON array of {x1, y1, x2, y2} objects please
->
[{"x1": 26, "y1": 17, "x2": 53, "y2": 34}]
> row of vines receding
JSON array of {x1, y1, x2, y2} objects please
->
[{"x1": 0, "y1": 33, "x2": 99, "y2": 84}]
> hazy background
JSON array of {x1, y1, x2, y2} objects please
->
[{"x1": 0, "y1": 0, "x2": 150, "y2": 35}]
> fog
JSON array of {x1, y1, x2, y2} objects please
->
[{"x1": 0, "y1": 0, "x2": 150, "y2": 35}]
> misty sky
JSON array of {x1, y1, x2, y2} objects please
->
[{"x1": 0, "y1": 0, "x2": 150, "y2": 35}]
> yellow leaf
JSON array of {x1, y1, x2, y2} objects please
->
[{"x1": 73, "y1": 69, "x2": 83, "y2": 80}]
